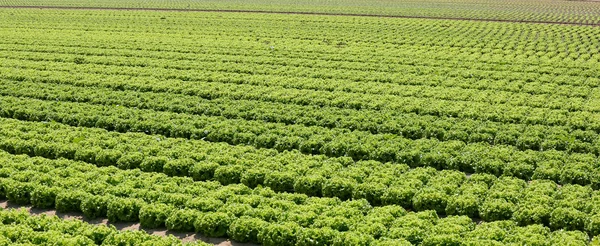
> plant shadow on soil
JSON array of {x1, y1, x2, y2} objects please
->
[{"x1": 0, "y1": 200, "x2": 258, "y2": 246}]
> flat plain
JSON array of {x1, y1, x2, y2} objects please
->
[{"x1": 1, "y1": 0, "x2": 600, "y2": 245}]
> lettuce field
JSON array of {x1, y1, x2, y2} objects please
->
[{"x1": 1, "y1": 1, "x2": 600, "y2": 245}]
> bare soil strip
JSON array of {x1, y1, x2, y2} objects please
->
[
  {"x1": 0, "y1": 5, "x2": 599, "y2": 26},
  {"x1": 0, "y1": 200, "x2": 257, "y2": 246}
]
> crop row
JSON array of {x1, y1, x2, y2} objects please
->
[
  {"x1": 3, "y1": 0, "x2": 600, "y2": 25},
  {"x1": 3, "y1": 79, "x2": 600, "y2": 156},
  {"x1": 2, "y1": 25, "x2": 597, "y2": 80},
  {"x1": 7, "y1": 13, "x2": 594, "y2": 114},
  {"x1": 3, "y1": 9, "x2": 600, "y2": 63},
  {"x1": 0, "y1": 208, "x2": 207, "y2": 245},
  {"x1": 0, "y1": 149, "x2": 597, "y2": 245},
  {"x1": 5, "y1": 65, "x2": 600, "y2": 136},
  {"x1": 7, "y1": 57, "x2": 599, "y2": 130},
  {"x1": 1, "y1": 40, "x2": 598, "y2": 83},
  {"x1": 2, "y1": 41, "x2": 599, "y2": 95},
  {"x1": 3, "y1": 12, "x2": 600, "y2": 82},
  {"x1": 3, "y1": 96, "x2": 600, "y2": 186},
  {"x1": 3, "y1": 116, "x2": 600, "y2": 230},
  {"x1": 3, "y1": 51, "x2": 600, "y2": 114}
]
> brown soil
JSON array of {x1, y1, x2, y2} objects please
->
[
  {"x1": 0, "y1": 5, "x2": 598, "y2": 26},
  {"x1": 0, "y1": 200, "x2": 257, "y2": 246}
]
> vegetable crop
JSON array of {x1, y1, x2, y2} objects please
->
[{"x1": 0, "y1": 5, "x2": 599, "y2": 245}]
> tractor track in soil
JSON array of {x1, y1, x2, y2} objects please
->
[{"x1": 1, "y1": 5, "x2": 599, "y2": 26}]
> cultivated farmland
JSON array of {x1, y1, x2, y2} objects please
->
[{"x1": 0, "y1": 1, "x2": 600, "y2": 245}]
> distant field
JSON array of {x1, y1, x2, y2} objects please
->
[
  {"x1": 2, "y1": 0, "x2": 600, "y2": 24},
  {"x1": 1, "y1": 2, "x2": 600, "y2": 246}
]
